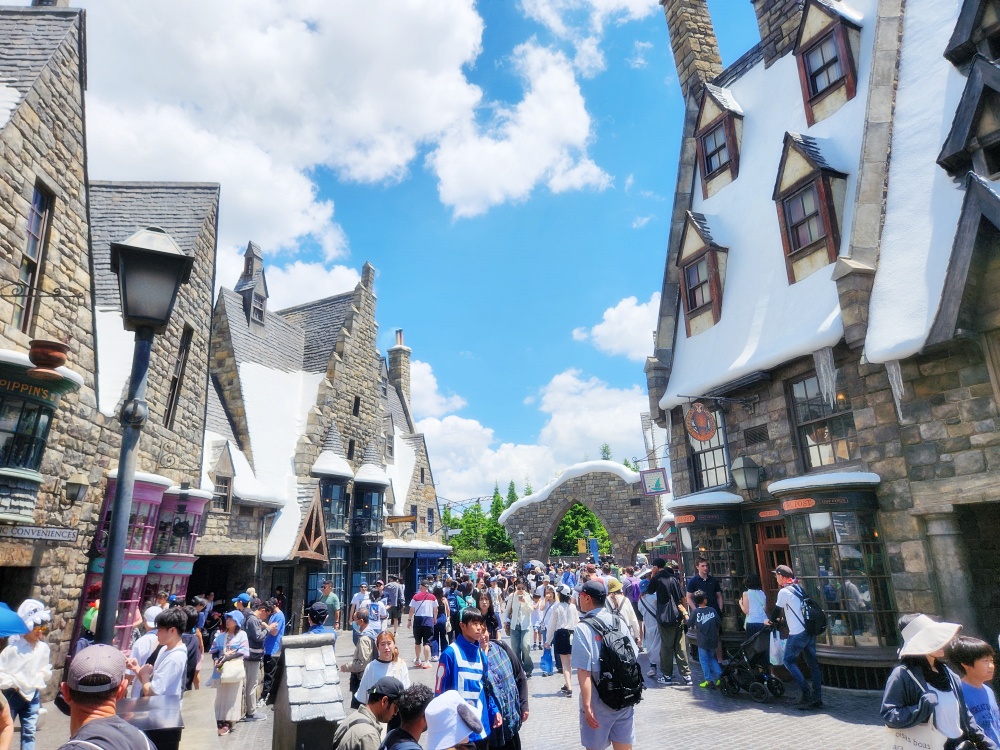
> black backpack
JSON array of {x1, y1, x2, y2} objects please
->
[
  {"x1": 790, "y1": 585, "x2": 828, "y2": 637},
  {"x1": 582, "y1": 614, "x2": 644, "y2": 710},
  {"x1": 655, "y1": 575, "x2": 681, "y2": 625}
]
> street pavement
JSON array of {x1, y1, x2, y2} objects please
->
[{"x1": 34, "y1": 621, "x2": 887, "y2": 749}]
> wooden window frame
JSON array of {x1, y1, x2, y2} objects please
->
[
  {"x1": 164, "y1": 325, "x2": 194, "y2": 429},
  {"x1": 775, "y1": 174, "x2": 841, "y2": 285},
  {"x1": 251, "y1": 293, "x2": 266, "y2": 324},
  {"x1": 13, "y1": 185, "x2": 54, "y2": 334},
  {"x1": 787, "y1": 370, "x2": 859, "y2": 472},
  {"x1": 678, "y1": 246, "x2": 724, "y2": 336},
  {"x1": 212, "y1": 475, "x2": 232, "y2": 513},
  {"x1": 695, "y1": 112, "x2": 740, "y2": 200},
  {"x1": 795, "y1": 24, "x2": 857, "y2": 127}
]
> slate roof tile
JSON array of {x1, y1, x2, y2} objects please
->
[
  {"x1": 275, "y1": 292, "x2": 354, "y2": 373},
  {"x1": 219, "y1": 288, "x2": 304, "y2": 372},
  {"x1": 0, "y1": 7, "x2": 80, "y2": 98}
]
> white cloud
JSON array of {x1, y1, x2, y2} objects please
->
[
  {"x1": 631, "y1": 215, "x2": 653, "y2": 229},
  {"x1": 410, "y1": 360, "x2": 468, "y2": 419},
  {"x1": 627, "y1": 40, "x2": 653, "y2": 69},
  {"x1": 428, "y1": 42, "x2": 610, "y2": 217},
  {"x1": 624, "y1": 174, "x2": 635, "y2": 192},
  {"x1": 574, "y1": 292, "x2": 660, "y2": 361},
  {"x1": 417, "y1": 368, "x2": 648, "y2": 499},
  {"x1": 573, "y1": 35, "x2": 606, "y2": 77},
  {"x1": 265, "y1": 262, "x2": 361, "y2": 311}
]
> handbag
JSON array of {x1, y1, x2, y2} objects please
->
[
  {"x1": 540, "y1": 643, "x2": 554, "y2": 674},
  {"x1": 769, "y1": 631, "x2": 786, "y2": 666},
  {"x1": 220, "y1": 657, "x2": 245, "y2": 684},
  {"x1": 882, "y1": 721, "x2": 946, "y2": 750},
  {"x1": 446, "y1": 616, "x2": 452, "y2": 633}
]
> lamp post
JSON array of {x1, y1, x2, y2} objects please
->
[
  {"x1": 731, "y1": 455, "x2": 765, "y2": 498},
  {"x1": 95, "y1": 227, "x2": 192, "y2": 646}
]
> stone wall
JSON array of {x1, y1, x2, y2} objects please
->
[
  {"x1": 751, "y1": 0, "x2": 805, "y2": 67},
  {"x1": 660, "y1": 0, "x2": 723, "y2": 99},
  {"x1": 502, "y1": 469, "x2": 659, "y2": 565}
]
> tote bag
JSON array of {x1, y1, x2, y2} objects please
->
[
  {"x1": 220, "y1": 658, "x2": 246, "y2": 684},
  {"x1": 769, "y1": 631, "x2": 786, "y2": 666},
  {"x1": 882, "y1": 722, "x2": 946, "y2": 750}
]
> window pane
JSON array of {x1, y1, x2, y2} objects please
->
[{"x1": 0, "y1": 401, "x2": 22, "y2": 432}]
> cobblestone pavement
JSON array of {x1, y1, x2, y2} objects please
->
[{"x1": 37, "y1": 623, "x2": 887, "y2": 750}]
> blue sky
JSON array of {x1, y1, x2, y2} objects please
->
[{"x1": 71, "y1": 0, "x2": 760, "y2": 500}]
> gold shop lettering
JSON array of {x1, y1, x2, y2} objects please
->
[{"x1": 0, "y1": 379, "x2": 51, "y2": 402}]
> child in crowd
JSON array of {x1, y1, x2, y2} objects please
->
[
  {"x1": 691, "y1": 590, "x2": 721, "y2": 689},
  {"x1": 530, "y1": 592, "x2": 543, "y2": 651},
  {"x1": 950, "y1": 636, "x2": 1000, "y2": 747}
]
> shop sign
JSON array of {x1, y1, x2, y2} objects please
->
[
  {"x1": 0, "y1": 542, "x2": 33, "y2": 565},
  {"x1": 779, "y1": 491, "x2": 879, "y2": 515},
  {"x1": 782, "y1": 498, "x2": 816, "y2": 512},
  {"x1": 147, "y1": 558, "x2": 194, "y2": 575},
  {"x1": 743, "y1": 505, "x2": 783, "y2": 523},
  {"x1": 0, "y1": 363, "x2": 79, "y2": 407},
  {"x1": 684, "y1": 402, "x2": 717, "y2": 442},
  {"x1": 640, "y1": 468, "x2": 670, "y2": 496},
  {"x1": 0, "y1": 525, "x2": 78, "y2": 542},
  {"x1": 672, "y1": 507, "x2": 742, "y2": 526},
  {"x1": 416, "y1": 550, "x2": 443, "y2": 560}
]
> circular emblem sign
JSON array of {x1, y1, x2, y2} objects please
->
[{"x1": 684, "y1": 402, "x2": 717, "y2": 442}]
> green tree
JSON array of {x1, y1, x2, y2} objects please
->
[
  {"x1": 485, "y1": 484, "x2": 514, "y2": 556},
  {"x1": 600, "y1": 443, "x2": 612, "y2": 460},
  {"x1": 451, "y1": 501, "x2": 488, "y2": 553},
  {"x1": 523, "y1": 477, "x2": 533, "y2": 496},
  {"x1": 506, "y1": 480, "x2": 518, "y2": 508},
  {"x1": 622, "y1": 457, "x2": 638, "y2": 471},
  {"x1": 549, "y1": 503, "x2": 611, "y2": 557}
]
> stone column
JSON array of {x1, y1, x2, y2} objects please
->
[{"x1": 923, "y1": 511, "x2": 980, "y2": 635}]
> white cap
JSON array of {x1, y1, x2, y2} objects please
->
[
  {"x1": 425, "y1": 690, "x2": 484, "y2": 750},
  {"x1": 17, "y1": 599, "x2": 50, "y2": 630},
  {"x1": 143, "y1": 606, "x2": 163, "y2": 629}
]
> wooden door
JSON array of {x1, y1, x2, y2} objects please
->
[{"x1": 754, "y1": 521, "x2": 790, "y2": 610}]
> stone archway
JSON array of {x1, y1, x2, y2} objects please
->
[{"x1": 499, "y1": 462, "x2": 659, "y2": 565}]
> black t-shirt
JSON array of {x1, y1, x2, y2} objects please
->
[
  {"x1": 380, "y1": 727, "x2": 423, "y2": 750},
  {"x1": 686, "y1": 574, "x2": 723, "y2": 612},
  {"x1": 181, "y1": 632, "x2": 200, "y2": 691},
  {"x1": 58, "y1": 716, "x2": 154, "y2": 750}
]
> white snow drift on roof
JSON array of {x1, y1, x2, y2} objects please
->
[
  {"x1": 201, "y1": 430, "x2": 284, "y2": 507},
  {"x1": 311, "y1": 451, "x2": 354, "y2": 481},
  {"x1": 498, "y1": 460, "x2": 641, "y2": 525},
  {"x1": 767, "y1": 471, "x2": 880, "y2": 494},
  {"x1": 668, "y1": 490, "x2": 744, "y2": 509},
  {"x1": 356, "y1": 460, "x2": 390, "y2": 487},
  {"x1": 864, "y1": 0, "x2": 967, "y2": 364},
  {"x1": 106, "y1": 467, "x2": 173, "y2": 487},
  {"x1": 382, "y1": 538, "x2": 452, "y2": 552},
  {"x1": 234, "y1": 361, "x2": 323, "y2": 561},
  {"x1": 95, "y1": 308, "x2": 137, "y2": 417},
  {"x1": 660, "y1": 0, "x2": 878, "y2": 410},
  {"x1": 386, "y1": 433, "x2": 417, "y2": 516},
  {"x1": 0, "y1": 349, "x2": 84, "y2": 387},
  {"x1": 0, "y1": 82, "x2": 20, "y2": 131}
]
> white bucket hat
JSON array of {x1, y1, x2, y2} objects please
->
[
  {"x1": 425, "y1": 690, "x2": 484, "y2": 750},
  {"x1": 898, "y1": 614, "x2": 961, "y2": 657},
  {"x1": 17, "y1": 599, "x2": 50, "y2": 630}
]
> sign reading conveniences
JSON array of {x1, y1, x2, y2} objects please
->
[{"x1": 0, "y1": 525, "x2": 78, "y2": 542}]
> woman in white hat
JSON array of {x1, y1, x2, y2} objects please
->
[
  {"x1": 881, "y1": 613, "x2": 997, "y2": 749},
  {"x1": 425, "y1": 690, "x2": 485, "y2": 750},
  {"x1": 0, "y1": 599, "x2": 51, "y2": 750}
]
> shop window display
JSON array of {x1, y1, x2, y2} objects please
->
[
  {"x1": 678, "y1": 523, "x2": 747, "y2": 631},
  {"x1": 786, "y1": 510, "x2": 897, "y2": 648}
]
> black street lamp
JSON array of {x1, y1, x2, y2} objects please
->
[{"x1": 95, "y1": 227, "x2": 192, "y2": 646}]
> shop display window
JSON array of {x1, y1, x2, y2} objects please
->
[
  {"x1": 786, "y1": 510, "x2": 898, "y2": 648},
  {"x1": 679, "y1": 523, "x2": 748, "y2": 631},
  {"x1": 153, "y1": 504, "x2": 201, "y2": 555},
  {"x1": 352, "y1": 487, "x2": 384, "y2": 535},
  {"x1": 351, "y1": 541, "x2": 382, "y2": 591},
  {"x1": 142, "y1": 574, "x2": 190, "y2": 608},
  {"x1": 321, "y1": 480, "x2": 348, "y2": 532},
  {"x1": 96, "y1": 498, "x2": 160, "y2": 554}
]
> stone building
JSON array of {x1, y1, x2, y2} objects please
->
[
  {"x1": 646, "y1": 0, "x2": 1000, "y2": 688},
  {"x1": 197, "y1": 245, "x2": 446, "y2": 629},
  {"x1": 0, "y1": 1, "x2": 219, "y2": 683}
]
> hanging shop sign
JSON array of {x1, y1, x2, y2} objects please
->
[
  {"x1": 0, "y1": 358, "x2": 81, "y2": 408},
  {"x1": 672, "y1": 506, "x2": 742, "y2": 527},
  {"x1": 779, "y1": 490, "x2": 879, "y2": 515},
  {"x1": 684, "y1": 402, "x2": 717, "y2": 442},
  {"x1": 0, "y1": 525, "x2": 78, "y2": 542},
  {"x1": 640, "y1": 467, "x2": 670, "y2": 496}
]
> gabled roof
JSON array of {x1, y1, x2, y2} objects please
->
[
  {"x1": 90, "y1": 182, "x2": 220, "y2": 308},
  {"x1": 927, "y1": 172, "x2": 1000, "y2": 347},
  {"x1": 675, "y1": 211, "x2": 727, "y2": 268},
  {"x1": 946, "y1": 0, "x2": 993, "y2": 66},
  {"x1": 938, "y1": 56, "x2": 1000, "y2": 174},
  {"x1": 311, "y1": 420, "x2": 353, "y2": 480},
  {"x1": 772, "y1": 133, "x2": 847, "y2": 199},
  {"x1": 234, "y1": 241, "x2": 266, "y2": 294},
  {"x1": 219, "y1": 288, "x2": 304, "y2": 371},
  {"x1": 205, "y1": 375, "x2": 238, "y2": 444},
  {"x1": 793, "y1": 0, "x2": 864, "y2": 53},
  {"x1": 0, "y1": 7, "x2": 84, "y2": 107},
  {"x1": 275, "y1": 291, "x2": 354, "y2": 373},
  {"x1": 702, "y1": 83, "x2": 743, "y2": 116}
]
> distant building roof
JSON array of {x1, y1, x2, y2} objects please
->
[
  {"x1": 276, "y1": 292, "x2": 354, "y2": 373},
  {"x1": 0, "y1": 7, "x2": 82, "y2": 99}
]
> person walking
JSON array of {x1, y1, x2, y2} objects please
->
[
  {"x1": 474, "y1": 590, "x2": 501, "y2": 642},
  {"x1": 408, "y1": 581, "x2": 437, "y2": 669},
  {"x1": 209, "y1": 610, "x2": 249, "y2": 736},
  {"x1": 769, "y1": 564, "x2": 822, "y2": 710},
  {"x1": 434, "y1": 609, "x2": 500, "y2": 746},
  {"x1": 350, "y1": 583, "x2": 371, "y2": 643},
  {"x1": 637, "y1": 581, "x2": 661, "y2": 681},
  {"x1": 605, "y1": 579, "x2": 641, "y2": 646},
  {"x1": 383, "y1": 576, "x2": 404, "y2": 635},
  {"x1": 0, "y1": 600, "x2": 51, "y2": 750},
  {"x1": 341, "y1": 610, "x2": 380, "y2": 710},
  {"x1": 260, "y1": 598, "x2": 285, "y2": 705},
  {"x1": 543, "y1": 584, "x2": 579, "y2": 697},
  {"x1": 739, "y1": 574, "x2": 769, "y2": 675},
  {"x1": 480, "y1": 622, "x2": 529, "y2": 750},
  {"x1": 333, "y1": 677, "x2": 403, "y2": 750},
  {"x1": 572, "y1": 580, "x2": 637, "y2": 750},
  {"x1": 126, "y1": 606, "x2": 162, "y2": 698},
  {"x1": 356, "y1": 631, "x2": 411, "y2": 706},
  {"x1": 646, "y1": 559, "x2": 691, "y2": 686},
  {"x1": 241, "y1": 598, "x2": 268, "y2": 721},
  {"x1": 126, "y1": 607, "x2": 188, "y2": 701},
  {"x1": 431, "y1": 585, "x2": 450, "y2": 662},
  {"x1": 691, "y1": 592, "x2": 722, "y2": 689},
  {"x1": 503, "y1": 579, "x2": 534, "y2": 678},
  {"x1": 317, "y1": 579, "x2": 341, "y2": 629}
]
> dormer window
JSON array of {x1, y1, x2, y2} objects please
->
[
  {"x1": 251, "y1": 293, "x2": 265, "y2": 324},
  {"x1": 946, "y1": 0, "x2": 1000, "y2": 66},
  {"x1": 939, "y1": 59, "x2": 1000, "y2": 179},
  {"x1": 676, "y1": 212, "x2": 727, "y2": 336},
  {"x1": 774, "y1": 133, "x2": 848, "y2": 284},
  {"x1": 793, "y1": 0, "x2": 860, "y2": 126},
  {"x1": 694, "y1": 84, "x2": 743, "y2": 199}
]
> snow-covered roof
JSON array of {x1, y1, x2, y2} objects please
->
[
  {"x1": 200, "y1": 430, "x2": 284, "y2": 507},
  {"x1": 668, "y1": 490, "x2": 744, "y2": 510},
  {"x1": 0, "y1": 81, "x2": 19, "y2": 132},
  {"x1": 659, "y1": 0, "x2": 877, "y2": 409},
  {"x1": 95, "y1": 308, "x2": 134, "y2": 417},
  {"x1": 864, "y1": 0, "x2": 968, "y2": 364},
  {"x1": 499, "y1": 461, "x2": 641, "y2": 524},
  {"x1": 355, "y1": 441, "x2": 390, "y2": 487},
  {"x1": 164, "y1": 486, "x2": 213, "y2": 500},
  {"x1": 703, "y1": 83, "x2": 743, "y2": 116},
  {"x1": 106, "y1": 467, "x2": 174, "y2": 488},
  {"x1": 382, "y1": 539, "x2": 452, "y2": 552},
  {"x1": 311, "y1": 421, "x2": 353, "y2": 481},
  {"x1": 767, "y1": 471, "x2": 880, "y2": 495},
  {"x1": 385, "y1": 433, "x2": 417, "y2": 516},
  {"x1": 812, "y1": 0, "x2": 864, "y2": 26},
  {"x1": 0, "y1": 349, "x2": 84, "y2": 388}
]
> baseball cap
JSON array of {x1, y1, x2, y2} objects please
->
[
  {"x1": 143, "y1": 606, "x2": 163, "y2": 628},
  {"x1": 580, "y1": 579, "x2": 607, "y2": 599},
  {"x1": 369, "y1": 676, "x2": 405, "y2": 701},
  {"x1": 375, "y1": 580, "x2": 385, "y2": 586},
  {"x1": 232, "y1": 593, "x2": 251, "y2": 604},
  {"x1": 307, "y1": 601, "x2": 328, "y2": 619},
  {"x1": 557, "y1": 584, "x2": 572, "y2": 597},
  {"x1": 426, "y1": 690, "x2": 485, "y2": 750},
  {"x1": 66, "y1": 644, "x2": 127, "y2": 693},
  {"x1": 774, "y1": 565, "x2": 795, "y2": 578}
]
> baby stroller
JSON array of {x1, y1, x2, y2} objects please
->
[{"x1": 718, "y1": 626, "x2": 785, "y2": 703}]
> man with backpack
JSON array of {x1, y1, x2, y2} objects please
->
[
  {"x1": 647, "y1": 559, "x2": 691, "y2": 687},
  {"x1": 572, "y1": 579, "x2": 642, "y2": 750},
  {"x1": 770, "y1": 564, "x2": 823, "y2": 710}
]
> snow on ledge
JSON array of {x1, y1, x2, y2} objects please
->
[
  {"x1": 382, "y1": 538, "x2": 453, "y2": 552},
  {"x1": 668, "y1": 490, "x2": 744, "y2": 510},
  {"x1": 355, "y1": 462, "x2": 390, "y2": 487},
  {"x1": 311, "y1": 450, "x2": 354, "y2": 480},
  {"x1": 498, "y1": 460, "x2": 641, "y2": 525},
  {"x1": 767, "y1": 471, "x2": 880, "y2": 495},
  {"x1": 0, "y1": 349, "x2": 85, "y2": 387},
  {"x1": 106, "y1": 467, "x2": 174, "y2": 487}
]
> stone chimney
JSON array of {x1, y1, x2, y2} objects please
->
[
  {"x1": 387, "y1": 329, "x2": 411, "y2": 403},
  {"x1": 660, "y1": 0, "x2": 723, "y2": 100},
  {"x1": 752, "y1": 0, "x2": 805, "y2": 67}
]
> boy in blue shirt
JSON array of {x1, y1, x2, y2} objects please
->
[
  {"x1": 691, "y1": 590, "x2": 722, "y2": 689},
  {"x1": 950, "y1": 635, "x2": 1000, "y2": 747},
  {"x1": 435, "y1": 608, "x2": 499, "y2": 744}
]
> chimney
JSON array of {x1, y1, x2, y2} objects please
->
[
  {"x1": 752, "y1": 0, "x2": 805, "y2": 68},
  {"x1": 660, "y1": 0, "x2": 723, "y2": 100},
  {"x1": 387, "y1": 329, "x2": 411, "y2": 404}
]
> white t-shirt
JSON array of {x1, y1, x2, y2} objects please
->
[
  {"x1": 149, "y1": 643, "x2": 188, "y2": 699},
  {"x1": 776, "y1": 585, "x2": 807, "y2": 636},
  {"x1": 129, "y1": 631, "x2": 160, "y2": 698},
  {"x1": 351, "y1": 592, "x2": 368, "y2": 610}
]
